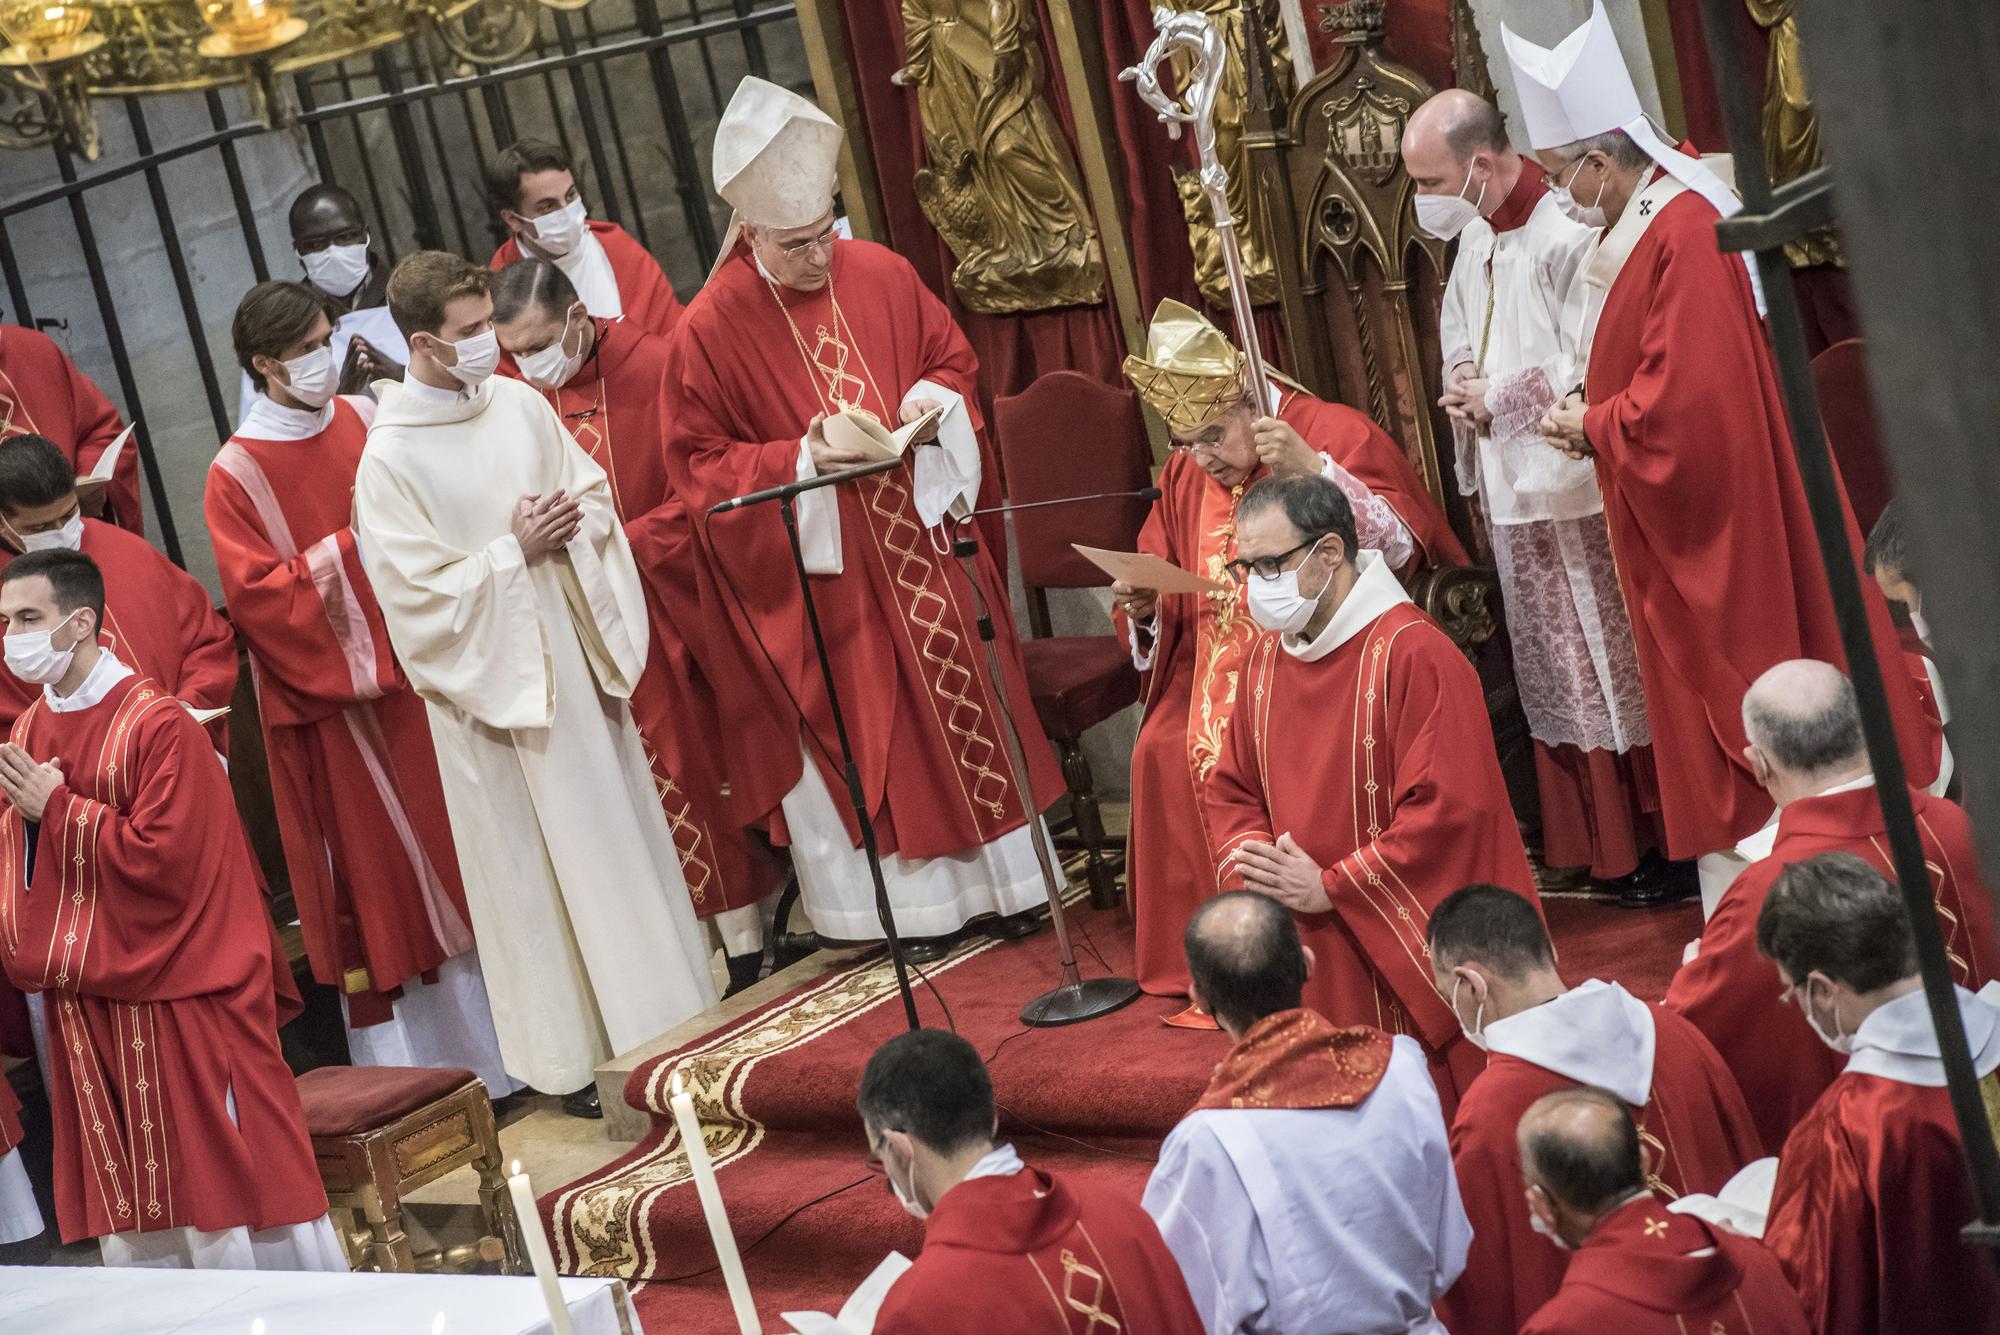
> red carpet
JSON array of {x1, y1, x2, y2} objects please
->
[{"x1": 544, "y1": 890, "x2": 1696, "y2": 1332}]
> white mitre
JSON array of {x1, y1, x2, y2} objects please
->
[
  {"x1": 1501, "y1": 0, "x2": 1755, "y2": 298},
  {"x1": 713, "y1": 76, "x2": 842, "y2": 228}
]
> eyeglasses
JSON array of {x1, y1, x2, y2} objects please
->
[
  {"x1": 777, "y1": 222, "x2": 840, "y2": 257},
  {"x1": 1166, "y1": 434, "x2": 1225, "y2": 455},
  {"x1": 1224, "y1": 535, "x2": 1325, "y2": 584},
  {"x1": 1553, "y1": 155, "x2": 1598, "y2": 192}
]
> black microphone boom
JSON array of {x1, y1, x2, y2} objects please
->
[
  {"x1": 707, "y1": 456, "x2": 905, "y2": 515},
  {"x1": 958, "y1": 485, "x2": 1161, "y2": 522}
]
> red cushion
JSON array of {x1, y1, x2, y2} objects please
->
[
  {"x1": 992, "y1": 372, "x2": 1154, "y2": 591},
  {"x1": 296, "y1": 1065, "x2": 482, "y2": 1137},
  {"x1": 1021, "y1": 636, "x2": 1140, "y2": 740},
  {"x1": 1811, "y1": 338, "x2": 1892, "y2": 532}
]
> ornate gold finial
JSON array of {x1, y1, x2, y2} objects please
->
[{"x1": 1318, "y1": 0, "x2": 1386, "y2": 36}]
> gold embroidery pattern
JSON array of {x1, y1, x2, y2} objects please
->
[
  {"x1": 61, "y1": 994, "x2": 132, "y2": 1224},
  {"x1": 1869, "y1": 828, "x2": 1969, "y2": 981},
  {"x1": 1644, "y1": 1215, "x2": 1668, "y2": 1238},
  {"x1": 1058, "y1": 1247, "x2": 1123, "y2": 1333},
  {"x1": 0, "y1": 366, "x2": 44, "y2": 441},
  {"x1": 1187, "y1": 483, "x2": 1251, "y2": 784},
  {"x1": 654, "y1": 766, "x2": 714, "y2": 909}
]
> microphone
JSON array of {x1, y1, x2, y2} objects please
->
[
  {"x1": 955, "y1": 486, "x2": 1162, "y2": 523},
  {"x1": 706, "y1": 456, "x2": 905, "y2": 515}
]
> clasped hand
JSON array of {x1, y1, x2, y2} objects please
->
[
  {"x1": 1233, "y1": 833, "x2": 1331, "y2": 913},
  {"x1": 0, "y1": 743, "x2": 62, "y2": 821},
  {"x1": 512, "y1": 489, "x2": 582, "y2": 561},
  {"x1": 1539, "y1": 393, "x2": 1593, "y2": 460}
]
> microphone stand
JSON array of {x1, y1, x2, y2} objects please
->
[{"x1": 946, "y1": 504, "x2": 1142, "y2": 1028}]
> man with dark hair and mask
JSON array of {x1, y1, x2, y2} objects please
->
[
  {"x1": 1203, "y1": 473, "x2": 1536, "y2": 1113},
  {"x1": 1758, "y1": 852, "x2": 2000, "y2": 1335}
]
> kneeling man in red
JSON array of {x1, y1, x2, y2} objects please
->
[{"x1": 0, "y1": 550, "x2": 337, "y2": 1269}]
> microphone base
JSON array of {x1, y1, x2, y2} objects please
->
[{"x1": 1020, "y1": 975, "x2": 1143, "y2": 1028}]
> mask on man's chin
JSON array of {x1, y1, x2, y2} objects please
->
[{"x1": 1526, "y1": 1196, "x2": 1572, "y2": 1251}]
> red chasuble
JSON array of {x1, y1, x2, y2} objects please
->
[
  {"x1": 0, "y1": 520, "x2": 235, "y2": 742},
  {"x1": 1440, "y1": 1002, "x2": 1764, "y2": 1335},
  {"x1": 1582, "y1": 186, "x2": 1935, "y2": 858},
  {"x1": 206, "y1": 396, "x2": 475, "y2": 1025},
  {"x1": 1765, "y1": 1069, "x2": 2000, "y2": 1335},
  {"x1": 489, "y1": 221, "x2": 684, "y2": 339},
  {"x1": 514, "y1": 323, "x2": 781, "y2": 917},
  {"x1": 1666, "y1": 784, "x2": 1997, "y2": 1154},
  {"x1": 0, "y1": 325, "x2": 142, "y2": 535},
  {"x1": 1125, "y1": 411, "x2": 1465, "y2": 995},
  {"x1": 0, "y1": 1076, "x2": 20, "y2": 1157},
  {"x1": 1520, "y1": 1195, "x2": 1808, "y2": 1335},
  {"x1": 662, "y1": 240, "x2": 1062, "y2": 854},
  {"x1": 874, "y1": 1166, "x2": 1205, "y2": 1334},
  {"x1": 0, "y1": 675, "x2": 325, "y2": 1243},
  {"x1": 1203, "y1": 560, "x2": 1536, "y2": 1108}
]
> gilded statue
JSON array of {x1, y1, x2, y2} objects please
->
[
  {"x1": 1166, "y1": 0, "x2": 1294, "y2": 309},
  {"x1": 1746, "y1": 0, "x2": 1839, "y2": 268},
  {"x1": 893, "y1": 0, "x2": 1106, "y2": 313}
]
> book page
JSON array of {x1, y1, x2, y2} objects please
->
[
  {"x1": 84, "y1": 423, "x2": 135, "y2": 484},
  {"x1": 782, "y1": 1251, "x2": 912, "y2": 1334},
  {"x1": 1072, "y1": 545, "x2": 1227, "y2": 595},
  {"x1": 821, "y1": 410, "x2": 902, "y2": 463}
]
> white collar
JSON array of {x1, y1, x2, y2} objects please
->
[
  {"x1": 961, "y1": 1142, "x2": 1024, "y2": 1182},
  {"x1": 400, "y1": 373, "x2": 466, "y2": 404},
  {"x1": 238, "y1": 393, "x2": 334, "y2": 442},
  {"x1": 1845, "y1": 986, "x2": 2000, "y2": 1086},
  {"x1": 1282, "y1": 550, "x2": 1411, "y2": 662},
  {"x1": 45, "y1": 649, "x2": 134, "y2": 713},
  {"x1": 552, "y1": 227, "x2": 608, "y2": 276},
  {"x1": 1481, "y1": 979, "x2": 1657, "y2": 1106}
]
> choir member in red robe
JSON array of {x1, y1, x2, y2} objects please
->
[
  {"x1": 485, "y1": 140, "x2": 681, "y2": 337},
  {"x1": 1203, "y1": 475, "x2": 1536, "y2": 1106},
  {"x1": 1428, "y1": 885, "x2": 1763, "y2": 1335},
  {"x1": 1114, "y1": 300, "x2": 1465, "y2": 1011},
  {"x1": 0, "y1": 323, "x2": 141, "y2": 534},
  {"x1": 663, "y1": 79, "x2": 1062, "y2": 958},
  {"x1": 0, "y1": 550, "x2": 338, "y2": 1268},
  {"x1": 208, "y1": 280, "x2": 507, "y2": 1091},
  {"x1": 0, "y1": 435, "x2": 233, "y2": 741},
  {"x1": 1515, "y1": 1087, "x2": 1808, "y2": 1335},
  {"x1": 1667, "y1": 661, "x2": 1996, "y2": 1152},
  {"x1": 1509, "y1": 8, "x2": 1936, "y2": 879},
  {"x1": 859, "y1": 1030, "x2": 1204, "y2": 1334},
  {"x1": 1755, "y1": 852, "x2": 2000, "y2": 1335},
  {"x1": 492, "y1": 261, "x2": 785, "y2": 990}
]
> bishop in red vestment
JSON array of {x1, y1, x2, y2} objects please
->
[
  {"x1": 1428, "y1": 886, "x2": 1762, "y2": 1335},
  {"x1": 1755, "y1": 852, "x2": 2000, "y2": 1335},
  {"x1": 0, "y1": 552, "x2": 329, "y2": 1255},
  {"x1": 207, "y1": 285, "x2": 495, "y2": 1078},
  {"x1": 492, "y1": 262, "x2": 783, "y2": 968},
  {"x1": 0, "y1": 324, "x2": 141, "y2": 534},
  {"x1": 1116, "y1": 300, "x2": 1465, "y2": 1001},
  {"x1": 1203, "y1": 476, "x2": 1534, "y2": 1105},
  {"x1": 663, "y1": 79, "x2": 1061, "y2": 949}
]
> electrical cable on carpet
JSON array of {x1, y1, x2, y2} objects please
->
[{"x1": 649, "y1": 1173, "x2": 879, "y2": 1284}]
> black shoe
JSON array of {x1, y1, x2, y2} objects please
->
[
  {"x1": 771, "y1": 930, "x2": 820, "y2": 970},
  {"x1": 902, "y1": 937, "x2": 951, "y2": 965},
  {"x1": 1603, "y1": 855, "x2": 1698, "y2": 908},
  {"x1": 723, "y1": 951, "x2": 764, "y2": 998},
  {"x1": 980, "y1": 910, "x2": 1043, "y2": 941},
  {"x1": 562, "y1": 1084, "x2": 603, "y2": 1119}
]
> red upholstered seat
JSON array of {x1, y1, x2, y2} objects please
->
[
  {"x1": 1811, "y1": 338, "x2": 1893, "y2": 532},
  {"x1": 1023, "y1": 637, "x2": 1142, "y2": 742},
  {"x1": 296, "y1": 1065, "x2": 480, "y2": 1137}
]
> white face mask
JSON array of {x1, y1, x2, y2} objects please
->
[
  {"x1": 1452, "y1": 973, "x2": 1489, "y2": 1051},
  {"x1": 277, "y1": 344, "x2": 337, "y2": 408},
  {"x1": 1245, "y1": 537, "x2": 1331, "y2": 635},
  {"x1": 529, "y1": 198, "x2": 589, "y2": 257},
  {"x1": 1549, "y1": 159, "x2": 1608, "y2": 228},
  {"x1": 1526, "y1": 1192, "x2": 1572, "y2": 1251},
  {"x1": 1416, "y1": 165, "x2": 1486, "y2": 241},
  {"x1": 4, "y1": 609, "x2": 82, "y2": 685},
  {"x1": 8, "y1": 510, "x2": 83, "y2": 555},
  {"x1": 434, "y1": 328, "x2": 500, "y2": 390},
  {"x1": 1801, "y1": 978, "x2": 1855, "y2": 1055},
  {"x1": 516, "y1": 308, "x2": 587, "y2": 391},
  {"x1": 300, "y1": 240, "x2": 371, "y2": 298}
]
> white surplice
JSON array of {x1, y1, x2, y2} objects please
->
[
  {"x1": 0, "y1": 1148, "x2": 40, "y2": 1244},
  {"x1": 1143, "y1": 1035, "x2": 1470, "y2": 1335},
  {"x1": 1480, "y1": 978, "x2": 1657, "y2": 1105},
  {"x1": 354, "y1": 374, "x2": 715, "y2": 1092}
]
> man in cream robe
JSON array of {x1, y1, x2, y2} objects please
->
[{"x1": 354, "y1": 251, "x2": 714, "y2": 1111}]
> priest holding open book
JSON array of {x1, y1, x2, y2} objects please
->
[{"x1": 662, "y1": 77, "x2": 1061, "y2": 961}]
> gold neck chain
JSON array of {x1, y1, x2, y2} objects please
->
[{"x1": 763, "y1": 264, "x2": 889, "y2": 421}]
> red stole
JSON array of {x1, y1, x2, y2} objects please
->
[
  {"x1": 489, "y1": 220, "x2": 684, "y2": 338},
  {"x1": 1441, "y1": 1003, "x2": 1765, "y2": 1335},
  {"x1": 1667, "y1": 784, "x2": 1998, "y2": 1154},
  {"x1": 1276, "y1": 388, "x2": 1468, "y2": 569},
  {"x1": 1488, "y1": 159, "x2": 1547, "y2": 234},
  {"x1": 0, "y1": 676, "x2": 324, "y2": 1242},
  {"x1": 0, "y1": 324, "x2": 141, "y2": 534},
  {"x1": 207, "y1": 398, "x2": 473, "y2": 1022},
  {"x1": 1580, "y1": 190, "x2": 1936, "y2": 857},
  {"x1": 1194, "y1": 1009, "x2": 1393, "y2": 1111},
  {"x1": 1520, "y1": 1196, "x2": 1809, "y2": 1334},
  {"x1": 875, "y1": 1167, "x2": 1204, "y2": 1335},
  {"x1": 662, "y1": 240, "x2": 1062, "y2": 859}
]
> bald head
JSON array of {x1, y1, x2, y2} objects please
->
[
  {"x1": 1742, "y1": 660, "x2": 1866, "y2": 791},
  {"x1": 1184, "y1": 891, "x2": 1308, "y2": 1036},
  {"x1": 1403, "y1": 90, "x2": 1514, "y2": 195},
  {"x1": 288, "y1": 184, "x2": 365, "y2": 244},
  {"x1": 1517, "y1": 1086, "x2": 1646, "y2": 1217}
]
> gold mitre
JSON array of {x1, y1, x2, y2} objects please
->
[{"x1": 1122, "y1": 299, "x2": 1248, "y2": 436}]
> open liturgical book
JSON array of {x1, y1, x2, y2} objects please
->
[
  {"x1": 74, "y1": 423, "x2": 133, "y2": 501},
  {"x1": 820, "y1": 404, "x2": 945, "y2": 463},
  {"x1": 782, "y1": 1251, "x2": 913, "y2": 1334}
]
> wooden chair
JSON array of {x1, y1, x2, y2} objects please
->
[
  {"x1": 1811, "y1": 338, "x2": 1893, "y2": 532},
  {"x1": 992, "y1": 372, "x2": 1154, "y2": 908},
  {"x1": 295, "y1": 1064, "x2": 523, "y2": 1274}
]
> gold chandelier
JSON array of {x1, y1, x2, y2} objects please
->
[{"x1": 0, "y1": 0, "x2": 579, "y2": 159}]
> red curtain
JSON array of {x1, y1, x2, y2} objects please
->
[{"x1": 1663, "y1": 0, "x2": 1767, "y2": 152}]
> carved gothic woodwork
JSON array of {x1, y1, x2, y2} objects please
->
[
  {"x1": 1450, "y1": 0, "x2": 1494, "y2": 100},
  {"x1": 894, "y1": 0, "x2": 1107, "y2": 313}
]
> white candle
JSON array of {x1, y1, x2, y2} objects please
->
[
  {"x1": 671, "y1": 1069, "x2": 760, "y2": 1335},
  {"x1": 507, "y1": 1159, "x2": 577, "y2": 1335}
]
